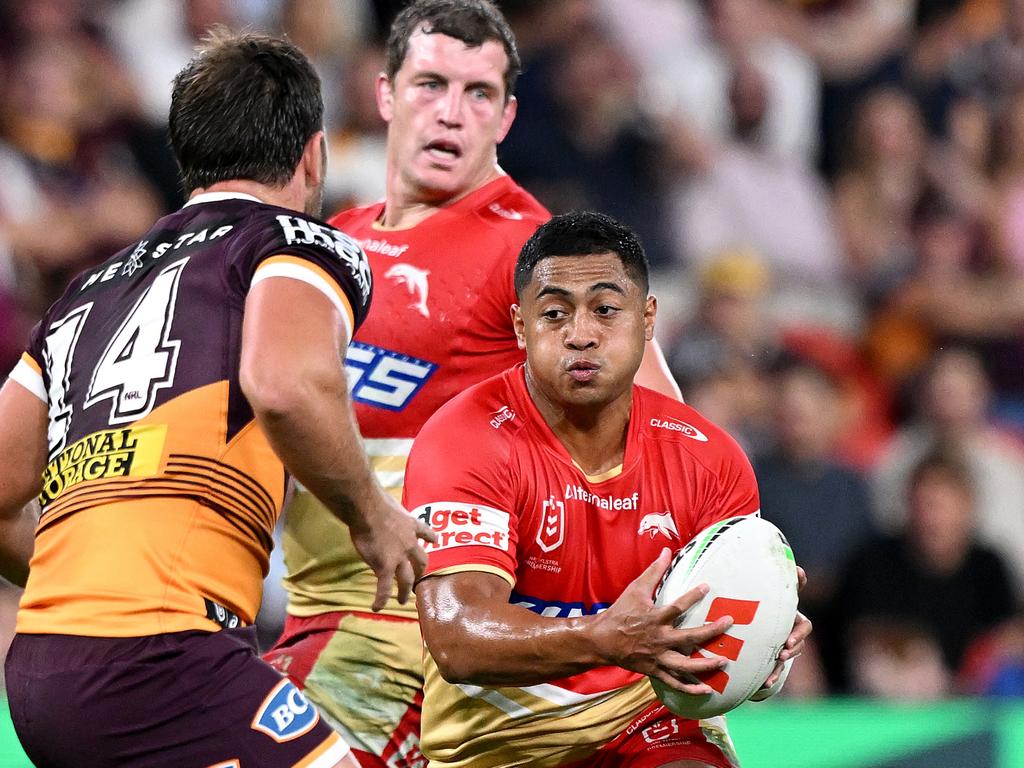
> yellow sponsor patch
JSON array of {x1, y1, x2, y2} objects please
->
[{"x1": 39, "y1": 425, "x2": 167, "y2": 506}]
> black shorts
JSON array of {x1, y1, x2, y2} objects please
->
[{"x1": 5, "y1": 626, "x2": 349, "y2": 768}]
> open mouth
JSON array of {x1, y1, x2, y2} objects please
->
[{"x1": 425, "y1": 139, "x2": 462, "y2": 162}]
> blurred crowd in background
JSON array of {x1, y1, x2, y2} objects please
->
[{"x1": 2, "y1": 0, "x2": 1024, "y2": 703}]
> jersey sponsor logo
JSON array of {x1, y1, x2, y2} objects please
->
[
  {"x1": 251, "y1": 679, "x2": 320, "y2": 742},
  {"x1": 414, "y1": 502, "x2": 510, "y2": 552},
  {"x1": 537, "y1": 496, "x2": 565, "y2": 552},
  {"x1": 637, "y1": 511, "x2": 679, "y2": 540},
  {"x1": 80, "y1": 227, "x2": 233, "y2": 291},
  {"x1": 359, "y1": 236, "x2": 410, "y2": 258},
  {"x1": 39, "y1": 424, "x2": 167, "y2": 507},
  {"x1": 488, "y1": 201, "x2": 524, "y2": 220},
  {"x1": 276, "y1": 215, "x2": 372, "y2": 302},
  {"x1": 564, "y1": 485, "x2": 638, "y2": 510},
  {"x1": 385, "y1": 263, "x2": 431, "y2": 318},
  {"x1": 650, "y1": 417, "x2": 709, "y2": 442},
  {"x1": 489, "y1": 405, "x2": 516, "y2": 429},
  {"x1": 345, "y1": 341, "x2": 437, "y2": 411},
  {"x1": 510, "y1": 591, "x2": 610, "y2": 618}
]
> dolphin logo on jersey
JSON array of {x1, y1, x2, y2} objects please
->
[
  {"x1": 638, "y1": 511, "x2": 679, "y2": 540},
  {"x1": 386, "y1": 263, "x2": 430, "y2": 318}
]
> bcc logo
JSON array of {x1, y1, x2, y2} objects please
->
[{"x1": 251, "y1": 680, "x2": 319, "y2": 742}]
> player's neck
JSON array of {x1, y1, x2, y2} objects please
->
[
  {"x1": 193, "y1": 179, "x2": 298, "y2": 212},
  {"x1": 378, "y1": 165, "x2": 505, "y2": 229},
  {"x1": 526, "y1": 375, "x2": 632, "y2": 478}
]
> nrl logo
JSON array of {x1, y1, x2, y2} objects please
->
[
  {"x1": 537, "y1": 496, "x2": 565, "y2": 552},
  {"x1": 638, "y1": 511, "x2": 679, "y2": 540}
]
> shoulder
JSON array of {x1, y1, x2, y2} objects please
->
[
  {"x1": 415, "y1": 368, "x2": 523, "y2": 457},
  {"x1": 326, "y1": 201, "x2": 382, "y2": 231},
  {"x1": 464, "y1": 177, "x2": 550, "y2": 250},
  {"x1": 638, "y1": 386, "x2": 750, "y2": 472}
]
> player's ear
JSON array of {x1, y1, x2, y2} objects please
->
[
  {"x1": 644, "y1": 296, "x2": 657, "y2": 342},
  {"x1": 377, "y1": 73, "x2": 395, "y2": 123},
  {"x1": 496, "y1": 95, "x2": 517, "y2": 144},
  {"x1": 511, "y1": 303, "x2": 526, "y2": 350},
  {"x1": 301, "y1": 130, "x2": 326, "y2": 190}
]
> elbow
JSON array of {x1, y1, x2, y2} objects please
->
[
  {"x1": 240, "y1": 362, "x2": 308, "y2": 422},
  {"x1": 427, "y1": 641, "x2": 485, "y2": 686}
]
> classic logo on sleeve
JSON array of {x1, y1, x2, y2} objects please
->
[
  {"x1": 649, "y1": 417, "x2": 708, "y2": 442},
  {"x1": 251, "y1": 679, "x2": 319, "y2": 742},
  {"x1": 414, "y1": 502, "x2": 510, "y2": 552},
  {"x1": 276, "y1": 215, "x2": 372, "y2": 302}
]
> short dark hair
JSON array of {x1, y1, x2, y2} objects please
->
[
  {"x1": 385, "y1": 0, "x2": 521, "y2": 101},
  {"x1": 909, "y1": 449, "x2": 975, "y2": 502},
  {"x1": 515, "y1": 211, "x2": 650, "y2": 296},
  {"x1": 169, "y1": 28, "x2": 324, "y2": 194}
]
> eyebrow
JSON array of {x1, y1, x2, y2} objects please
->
[{"x1": 535, "y1": 282, "x2": 627, "y2": 300}]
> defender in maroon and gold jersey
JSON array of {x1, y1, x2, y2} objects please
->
[{"x1": 0, "y1": 30, "x2": 429, "y2": 768}]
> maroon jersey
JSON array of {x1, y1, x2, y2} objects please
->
[
  {"x1": 11, "y1": 192, "x2": 371, "y2": 637},
  {"x1": 403, "y1": 365, "x2": 759, "y2": 766}
]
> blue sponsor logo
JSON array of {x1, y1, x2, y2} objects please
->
[
  {"x1": 510, "y1": 591, "x2": 610, "y2": 619},
  {"x1": 252, "y1": 680, "x2": 319, "y2": 742},
  {"x1": 345, "y1": 341, "x2": 437, "y2": 411}
]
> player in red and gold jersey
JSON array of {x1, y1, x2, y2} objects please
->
[
  {"x1": 407, "y1": 212, "x2": 812, "y2": 767},
  {"x1": 265, "y1": 3, "x2": 682, "y2": 766},
  {"x1": 0, "y1": 31, "x2": 429, "y2": 768}
]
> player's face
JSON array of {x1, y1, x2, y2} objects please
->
[
  {"x1": 377, "y1": 29, "x2": 517, "y2": 204},
  {"x1": 513, "y1": 253, "x2": 656, "y2": 411}
]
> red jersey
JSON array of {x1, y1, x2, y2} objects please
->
[
  {"x1": 403, "y1": 365, "x2": 760, "y2": 767},
  {"x1": 282, "y1": 175, "x2": 550, "y2": 617}
]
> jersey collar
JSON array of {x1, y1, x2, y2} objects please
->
[{"x1": 184, "y1": 191, "x2": 265, "y2": 207}]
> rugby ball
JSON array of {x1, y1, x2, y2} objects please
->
[{"x1": 651, "y1": 515, "x2": 798, "y2": 719}]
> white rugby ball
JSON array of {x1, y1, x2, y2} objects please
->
[{"x1": 651, "y1": 515, "x2": 797, "y2": 719}]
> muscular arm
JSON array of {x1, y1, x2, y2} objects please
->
[
  {"x1": 636, "y1": 339, "x2": 682, "y2": 401},
  {"x1": 0, "y1": 378, "x2": 47, "y2": 586},
  {"x1": 240, "y1": 276, "x2": 430, "y2": 607},
  {"x1": 417, "y1": 550, "x2": 731, "y2": 690}
]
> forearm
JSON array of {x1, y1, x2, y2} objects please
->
[
  {"x1": 420, "y1": 585, "x2": 605, "y2": 686},
  {"x1": 0, "y1": 499, "x2": 38, "y2": 586},
  {"x1": 250, "y1": 370, "x2": 378, "y2": 531}
]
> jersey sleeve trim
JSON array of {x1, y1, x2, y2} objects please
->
[
  {"x1": 9, "y1": 354, "x2": 46, "y2": 403},
  {"x1": 251, "y1": 256, "x2": 355, "y2": 343},
  {"x1": 425, "y1": 563, "x2": 515, "y2": 587}
]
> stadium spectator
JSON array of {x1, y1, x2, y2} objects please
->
[
  {"x1": 872, "y1": 347, "x2": 1024, "y2": 594},
  {"x1": 837, "y1": 451, "x2": 1016, "y2": 694},
  {"x1": 673, "y1": 54, "x2": 849, "y2": 306},
  {"x1": 0, "y1": 30, "x2": 430, "y2": 768},
  {"x1": 264, "y1": 4, "x2": 683, "y2": 766},
  {"x1": 665, "y1": 247, "x2": 779, "y2": 453},
  {"x1": 408, "y1": 211, "x2": 811, "y2": 767},
  {"x1": 498, "y1": 14, "x2": 678, "y2": 267},
  {"x1": 754, "y1": 359, "x2": 877, "y2": 691},
  {"x1": 834, "y1": 87, "x2": 928, "y2": 301}
]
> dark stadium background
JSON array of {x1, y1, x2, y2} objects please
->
[{"x1": 1, "y1": 1, "x2": 1023, "y2": 765}]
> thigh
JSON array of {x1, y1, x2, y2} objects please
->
[
  {"x1": 265, "y1": 612, "x2": 425, "y2": 768},
  {"x1": 6, "y1": 629, "x2": 349, "y2": 768}
]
